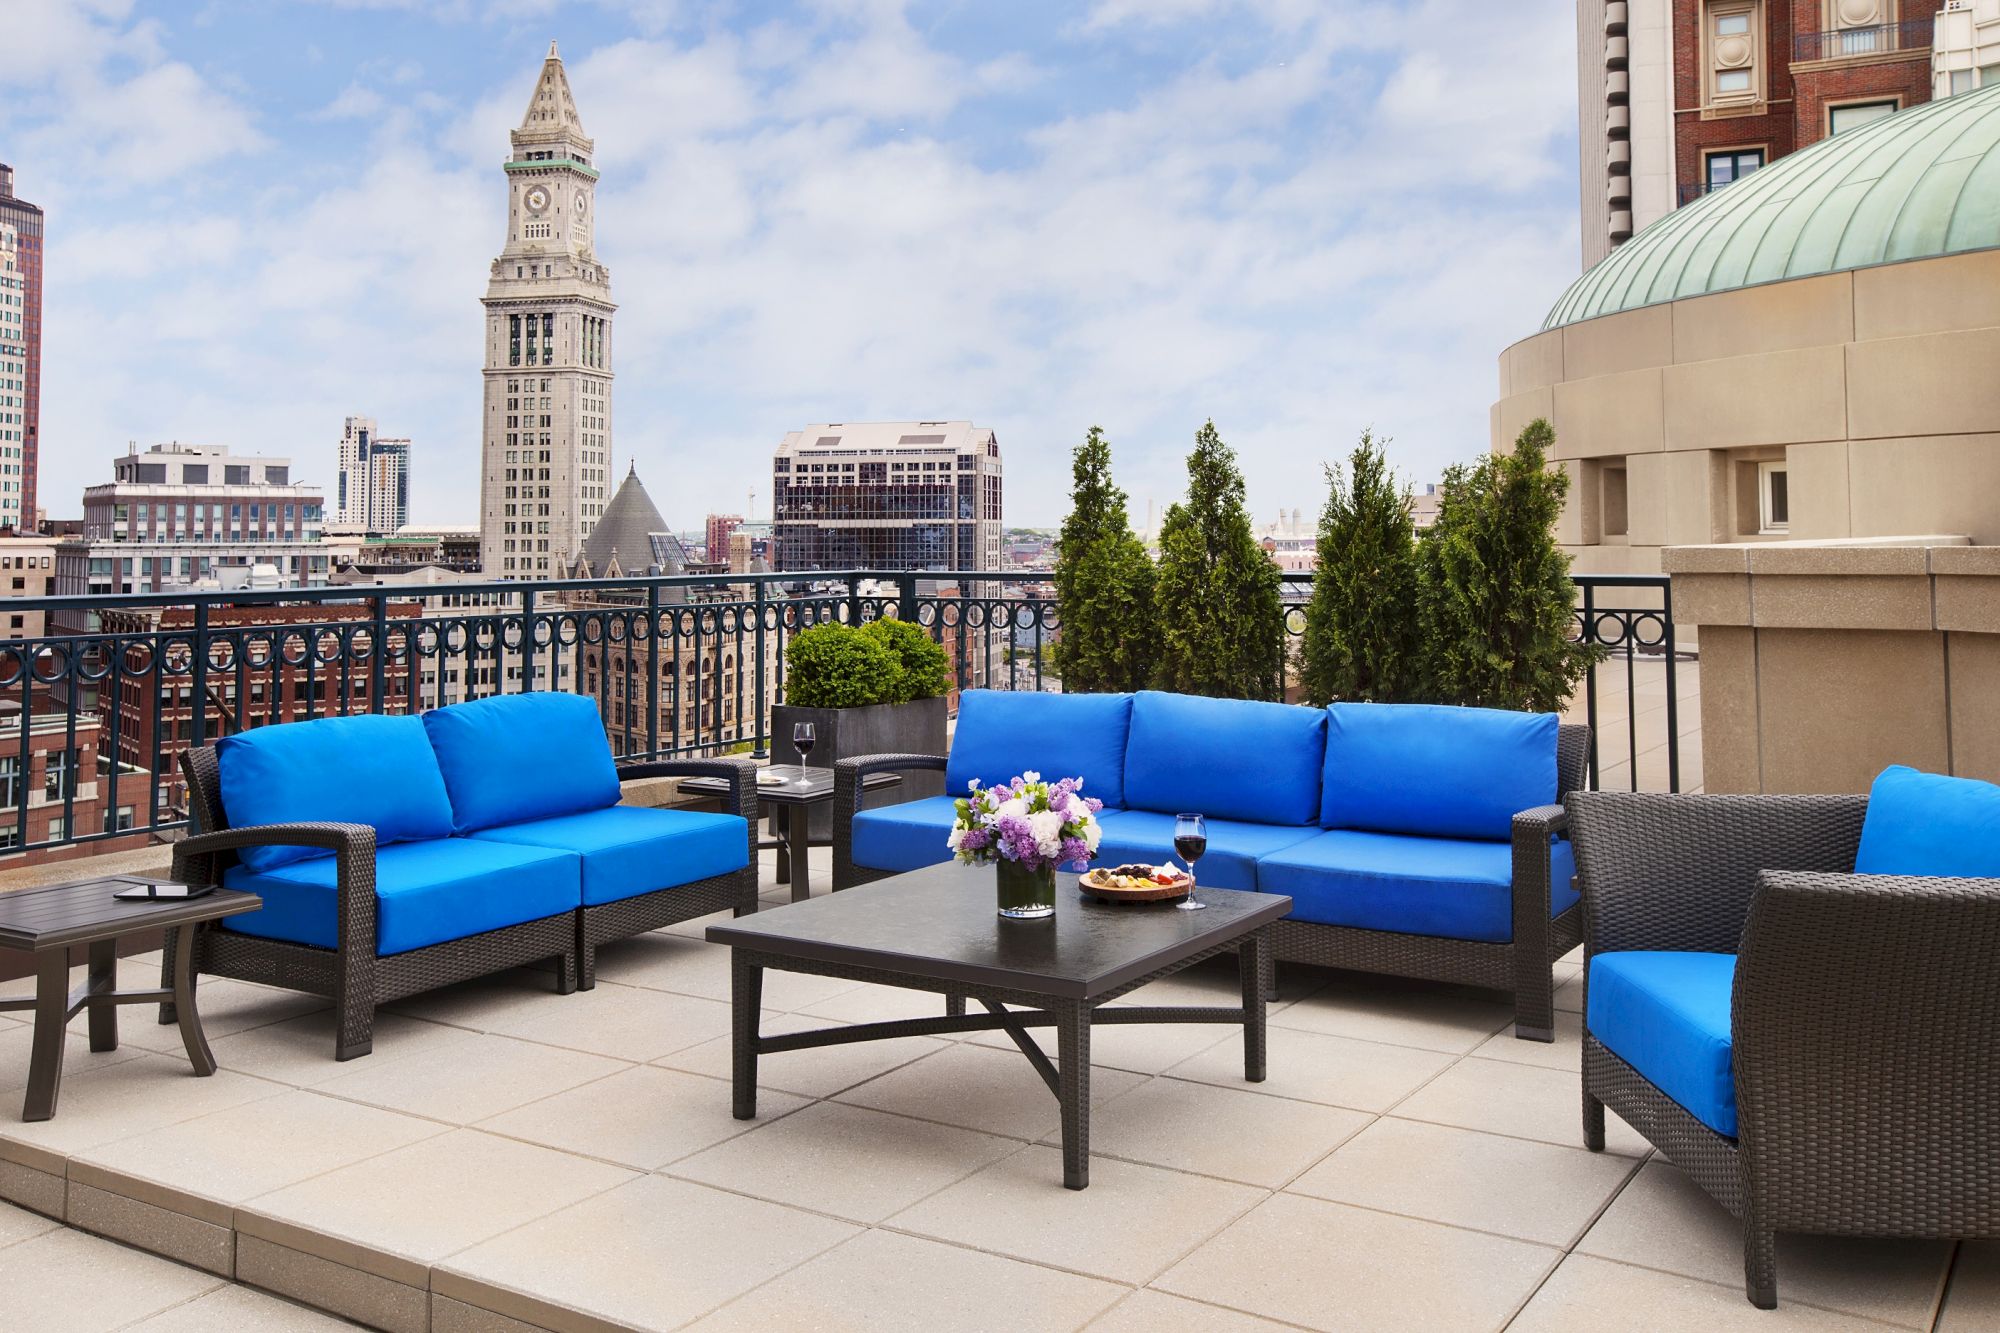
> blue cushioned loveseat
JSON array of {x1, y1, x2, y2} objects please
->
[
  {"x1": 1570, "y1": 769, "x2": 2000, "y2": 1309},
  {"x1": 832, "y1": 689, "x2": 1589, "y2": 1039},
  {"x1": 165, "y1": 693, "x2": 756, "y2": 1059}
]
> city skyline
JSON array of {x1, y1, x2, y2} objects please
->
[{"x1": 4, "y1": 2, "x2": 1583, "y2": 530}]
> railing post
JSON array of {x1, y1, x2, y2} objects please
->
[
  {"x1": 1581, "y1": 581, "x2": 1599, "y2": 791},
  {"x1": 845, "y1": 573, "x2": 862, "y2": 625},
  {"x1": 646, "y1": 582, "x2": 661, "y2": 759},
  {"x1": 520, "y1": 586, "x2": 537, "y2": 694},
  {"x1": 752, "y1": 576, "x2": 768, "y2": 759},
  {"x1": 369, "y1": 593, "x2": 388, "y2": 714},
  {"x1": 896, "y1": 572, "x2": 918, "y2": 624},
  {"x1": 190, "y1": 600, "x2": 209, "y2": 748},
  {"x1": 1662, "y1": 579, "x2": 1680, "y2": 794}
]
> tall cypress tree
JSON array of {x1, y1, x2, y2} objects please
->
[
  {"x1": 1300, "y1": 429, "x2": 1419, "y2": 705},
  {"x1": 1152, "y1": 420, "x2": 1285, "y2": 700},
  {"x1": 1051, "y1": 426, "x2": 1155, "y2": 693},
  {"x1": 1415, "y1": 417, "x2": 1601, "y2": 712}
]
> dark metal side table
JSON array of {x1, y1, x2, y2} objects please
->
[
  {"x1": 678, "y1": 766, "x2": 902, "y2": 903},
  {"x1": 0, "y1": 876, "x2": 260, "y2": 1121}
]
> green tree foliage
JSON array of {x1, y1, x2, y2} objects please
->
[
  {"x1": 1051, "y1": 426, "x2": 1156, "y2": 693},
  {"x1": 1152, "y1": 420, "x2": 1286, "y2": 699},
  {"x1": 1300, "y1": 430, "x2": 1421, "y2": 705},
  {"x1": 1414, "y1": 417, "x2": 1602, "y2": 712},
  {"x1": 784, "y1": 623, "x2": 904, "y2": 708},
  {"x1": 860, "y1": 617, "x2": 950, "y2": 702}
]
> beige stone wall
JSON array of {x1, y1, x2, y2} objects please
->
[
  {"x1": 1664, "y1": 538, "x2": 2000, "y2": 794},
  {"x1": 1495, "y1": 249, "x2": 2000, "y2": 576}
]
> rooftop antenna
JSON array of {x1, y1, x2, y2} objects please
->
[{"x1": 748, "y1": 488, "x2": 756, "y2": 521}]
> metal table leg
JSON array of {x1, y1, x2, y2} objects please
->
[
  {"x1": 171, "y1": 922, "x2": 217, "y2": 1077},
  {"x1": 86, "y1": 940, "x2": 118, "y2": 1053},
  {"x1": 1240, "y1": 927, "x2": 1268, "y2": 1083},
  {"x1": 732, "y1": 952, "x2": 763, "y2": 1120},
  {"x1": 23, "y1": 952, "x2": 71, "y2": 1122},
  {"x1": 787, "y1": 803, "x2": 812, "y2": 902},
  {"x1": 1056, "y1": 1001, "x2": 1092, "y2": 1190}
]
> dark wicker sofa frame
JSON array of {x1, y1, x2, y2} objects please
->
[
  {"x1": 829, "y1": 723, "x2": 1590, "y2": 1042},
  {"x1": 162, "y1": 747, "x2": 759, "y2": 1059},
  {"x1": 1569, "y1": 791, "x2": 2000, "y2": 1308}
]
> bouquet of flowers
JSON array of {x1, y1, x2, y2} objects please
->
[{"x1": 947, "y1": 772, "x2": 1103, "y2": 872}]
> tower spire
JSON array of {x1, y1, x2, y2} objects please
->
[{"x1": 519, "y1": 41, "x2": 585, "y2": 137}]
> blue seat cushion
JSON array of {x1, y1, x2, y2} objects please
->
[
  {"x1": 216, "y1": 714, "x2": 456, "y2": 873},
  {"x1": 1253, "y1": 828, "x2": 1579, "y2": 943},
  {"x1": 1855, "y1": 764, "x2": 2000, "y2": 877},
  {"x1": 1587, "y1": 951, "x2": 1737, "y2": 1137},
  {"x1": 944, "y1": 691, "x2": 1133, "y2": 810},
  {"x1": 1122, "y1": 692, "x2": 1326, "y2": 827},
  {"x1": 470, "y1": 806, "x2": 748, "y2": 907},
  {"x1": 423, "y1": 693, "x2": 622, "y2": 834},
  {"x1": 220, "y1": 838, "x2": 581, "y2": 957},
  {"x1": 1093, "y1": 811, "x2": 1319, "y2": 892},
  {"x1": 849, "y1": 796, "x2": 965, "y2": 875},
  {"x1": 1322, "y1": 703, "x2": 1559, "y2": 840}
]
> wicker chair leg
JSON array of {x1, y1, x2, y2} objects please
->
[
  {"x1": 336, "y1": 1002, "x2": 374, "y2": 1061},
  {"x1": 1744, "y1": 1217, "x2": 1778, "y2": 1309},
  {"x1": 555, "y1": 948, "x2": 579, "y2": 995},
  {"x1": 157, "y1": 927, "x2": 180, "y2": 1026},
  {"x1": 1582, "y1": 1088, "x2": 1606, "y2": 1152},
  {"x1": 577, "y1": 937, "x2": 597, "y2": 992},
  {"x1": 1513, "y1": 948, "x2": 1556, "y2": 1043}
]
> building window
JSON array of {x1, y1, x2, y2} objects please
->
[
  {"x1": 1707, "y1": 148, "x2": 1764, "y2": 191},
  {"x1": 1949, "y1": 69, "x2": 1976, "y2": 97},
  {"x1": 1758, "y1": 462, "x2": 1790, "y2": 534},
  {"x1": 1829, "y1": 100, "x2": 1897, "y2": 134},
  {"x1": 1707, "y1": 4, "x2": 1760, "y2": 104}
]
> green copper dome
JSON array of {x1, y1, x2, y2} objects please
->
[{"x1": 1546, "y1": 82, "x2": 2000, "y2": 330}]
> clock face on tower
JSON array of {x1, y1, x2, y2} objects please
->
[
  {"x1": 575, "y1": 194, "x2": 588, "y2": 217},
  {"x1": 524, "y1": 185, "x2": 550, "y2": 214}
]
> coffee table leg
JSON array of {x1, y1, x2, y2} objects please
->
[
  {"x1": 86, "y1": 940, "x2": 118, "y2": 1053},
  {"x1": 775, "y1": 808, "x2": 791, "y2": 886},
  {"x1": 1057, "y1": 1001, "x2": 1092, "y2": 1190},
  {"x1": 171, "y1": 924, "x2": 217, "y2": 1077},
  {"x1": 24, "y1": 952, "x2": 71, "y2": 1121},
  {"x1": 787, "y1": 806, "x2": 812, "y2": 903},
  {"x1": 732, "y1": 952, "x2": 763, "y2": 1120},
  {"x1": 1240, "y1": 929, "x2": 1268, "y2": 1084}
]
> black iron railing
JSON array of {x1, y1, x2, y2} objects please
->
[
  {"x1": 1794, "y1": 16, "x2": 1932, "y2": 62},
  {"x1": 0, "y1": 569, "x2": 1681, "y2": 859}
]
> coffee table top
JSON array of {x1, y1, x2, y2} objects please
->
[
  {"x1": 0, "y1": 877, "x2": 261, "y2": 952},
  {"x1": 707, "y1": 863, "x2": 1289, "y2": 1000}
]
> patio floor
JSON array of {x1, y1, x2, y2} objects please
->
[{"x1": 0, "y1": 847, "x2": 1992, "y2": 1332}]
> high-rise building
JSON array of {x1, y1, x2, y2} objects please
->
[
  {"x1": 335, "y1": 416, "x2": 411, "y2": 534},
  {"x1": 0, "y1": 165, "x2": 42, "y2": 531},
  {"x1": 54, "y1": 443, "x2": 327, "y2": 599},
  {"x1": 1576, "y1": 0, "x2": 1942, "y2": 267},
  {"x1": 478, "y1": 42, "x2": 616, "y2": 578},
  {"x1": 771, "y1": 421, "x2": 1003, "y2": 572},
  {"x1": 704, "y1": 513, "x2": 743, "y2": 563}
]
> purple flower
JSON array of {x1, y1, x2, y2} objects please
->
[
  {"x1": 1060, "y1": 836, "x2": 1089, "y2": 868},
  {"x1": 960, "y1": 828, "x2": 990, "y2": 852}
]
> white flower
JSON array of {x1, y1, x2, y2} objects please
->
[
  {"x1": 946, "y1": 828, "x2": 965, "y2": 851},
  {"x1": 995, "y1": 797, "x2": 1028, "y2": 821},
  {"x1": 1020, "y1": 770, "x2": 1041, "y2": 785},
  {"x1": 1028, "y1": 810, "x2": 1064, "y2": 857},
  {"x1": 1083, "y1": 820, "x2": 1102, "y2": 851}
]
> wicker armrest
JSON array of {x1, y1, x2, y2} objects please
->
[
  {"x1": 1734, "y1": 869, "x2": 2000, "y2": 1231},
  {"x1": 170, "y1": 821, "x2": 379, "y2": 956},
  {"x1": 833, "y1": 753, "x2": 948, "y2": 814},
  {"x1": 617, "y1": 757, "x2": 757, "y2": 821},
  {"x1": 1510, "y1": 803, "x2": 1569, "y2": 957},
  {"x1": 1569, "y1": 792, "x2": 1867, "y2": 956}
]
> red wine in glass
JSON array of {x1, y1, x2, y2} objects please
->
[
  {"x1": 1173, "y1": 813, "x2": 1209, "y2": 911},
  {"x1": 793, "y1": 722, "x2": 816, "y2": 784}
]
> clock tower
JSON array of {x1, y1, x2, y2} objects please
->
[{"x1": 478, "y1": 41, "x2": 616, "y2": 578}]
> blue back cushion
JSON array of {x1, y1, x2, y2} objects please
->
[
  {"x1": 1322, "y1": 703, "x2": 1558, "y2": 839},
  {"x1": 944, "y1": 691, "x2": 1133, "y2": 809},
  {"x1": 1121, "y1": 692, "x2": 1325, "y2": 826},
  {"x1": 215, "y1": 714, "x2": 455, "y2": 873},
  {"x1": 1855, "y1": 764, "x2": 2000, "y2": 876},
  {"x1": 423, "y1": 693, "x2": 622, "y2": 834}
]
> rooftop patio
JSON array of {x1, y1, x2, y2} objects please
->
[{"x1": 0, "y1": 837, "x2": 1991, "y2": 1332}]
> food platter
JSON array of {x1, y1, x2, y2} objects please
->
[{"x1": 1079, "y1": 863, "x2": 1193, "y2": 903}]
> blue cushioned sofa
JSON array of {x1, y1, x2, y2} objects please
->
[
  {"x1": 164, "y1": 693, "x2": 756, "y2": 1059},
  {"x1": 1571, "y1": 770, "x2": 2000, "y2": 1308},
  {"x1": 832, "y1": 689, "x2": 1589, "y2": 1039}
]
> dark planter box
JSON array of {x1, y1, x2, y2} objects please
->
[{"x1": 770, "y1": 696, "x2": 948, "y2": 839}]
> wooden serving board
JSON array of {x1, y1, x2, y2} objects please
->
[{"x1": 1079, "y1": 872, "x2": 1192, "y2": 904}]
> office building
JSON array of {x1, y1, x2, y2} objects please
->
[
  {"x1": 0, "y1": 166, "x2": 42, "y2": 531},
  {"x1": 1577, "y1": 0, "x2": 1943, "y2": 267},
  {"x1": 0, "y1": 532, "x2": 55, "y2": 639},
  {"x1": 335, "y1": 416, "x2": 411, "y2": 534},
  {"x1": 478, "y1": 42, "x2": 616, "y2": 578},
  {"x1": 1934, "y1": 0, "x2": 2000, "y2": 94},
  {"x1": 704, "y1": 513, "x2": 743, "y2": 564},
  {"x1": 771, "y1": 421, "x2": 1002, "y2": 572}
]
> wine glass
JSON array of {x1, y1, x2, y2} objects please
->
[
  {"x1": 1174, "y1": 813, "x2": 1209, "y2": 911},
  {"x1": 792, "y1": 722, "x2": 816, "y2": 784}
]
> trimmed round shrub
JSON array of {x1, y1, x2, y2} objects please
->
[
  {"x1": 861, "y1": 617, "x2": 950, "y2": 703},
  {"x1": 784, "y1": 623, "x2": 905, "y2": 708}
]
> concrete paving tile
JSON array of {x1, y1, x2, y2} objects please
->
[
  {"x1": 237, "y1": 1232, "x2": 426, "y2": 1332},
  {"x1": 660, "y1": 909, "x2": 737, "y2": 940},
  {"x1": 671, "y1": 1101, "x2": 1020, "y2": 1223},
  {"x1": 0, "y1": 1226, "x2": 224, "y2": 1331},
  {"x1": 471, "y1": 979, "x2": 736, "y2": 1062},
  {"x1": 377, "y1": 968, "x2": 561, "y2": 1028},
  {"x1": 890, "y1": 1145, "x2": 1263, "y2": 1284},
  {"x1": 1471, "y1": 1009, "x2": 1588, "y2": 1071},
  {"x1": 313, "y1": 1032, "x2": 624, "y2": 1124},
  {"x1": 1391, "y1": 1056, "x2": 1652, "y2": 1155},
  {"x1": 1554, "y1": 971, "x2": 1585, "y2": 1013},
  {"x1": 1939, "y1": 1241, "x2": 2000, "y2": 1332},
  {"x1": 1086, "y1": 1289, "x2": 1295, "y2": 1331},
  {"x1": 0, "y1": 1018, "x2": 149, "y2": 1095},
  {"x1": 1155, "y1": 1192, "x2": 1557, "y2": 1331},
  {"x1": 1288, "y1": 1117, "x2": 1640, "y2": 1247},
  {"x1": 0, "y1": 1196, "x2": 58, "y2": 1248},
  {"x1": 962, "y1": 1013, "x2": 1237, "y2": 1076},
  {"x1": 836, "y1": 1040, "x2": 1146, "y2": 1141},
  {"x1": 478, "y1": 1063, "x2": 808, "y2": 1170},
  {"x1": 0, "y1": 1054, "x2": 285, "y2": 1167},
  {"x1": 1268, "y1": 973, "x2": 1514, "y2": 1054},
  {"x1": 1577, "y1": 1159, "x2": 1952, "y2": 1329},
  {"x1": 689, "y1": 1228, "x2": 1126, "y2": 1332},
  {"x1": 797, "y1": 980, "x2": 971, "y2": 1026},
  {"x1": 70, "y1": 978, "x2": 328, "y2": 1054},
  {"x1": 658, "y1": 1010, "x2": 950, "y2": 1098},
  {"x1": 73, "y1": 1089, "x2": 447, "y2": 1223},
  {"x1": 241, "y1": 1128, "x2": 635, "y2": 1279},
  {"x1": 587, "y1": 930, "x2": 863, "y2": 1009},
  {"x1": 1164, "y1": 1023, "x2": 1453, "y2": 1113},
  {"x1": 1082, "y1": 1077, "x2": 1370, "y2": 1187},
  {"x1": 124, "y1": 1282, "x2": 361, "y2": 1330},
  {"x1": 436, "y1": 1175, "x2": 856, "y2": 1331},
  {"x1": 1511, "y1": 1253, "x2": 1907, "y2": 1332},
  {"x1": 207, "y1": 1009, "x2": 469, "y2": 1087}
]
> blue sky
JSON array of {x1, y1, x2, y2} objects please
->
[{"x1": 3, "y1": 0, "x2": 1583, "y2": 530}]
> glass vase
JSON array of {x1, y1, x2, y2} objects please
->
[{"x1": 994, "y1": 859, "x2": 1057, "y2": 920}]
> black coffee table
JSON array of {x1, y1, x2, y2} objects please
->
[
  {"x1": 707, "y1": 865, "x2": 1290, "y2": 1189},
  {"x1": 0, "y1": 876, "x2": 261, "y2": 1121}
]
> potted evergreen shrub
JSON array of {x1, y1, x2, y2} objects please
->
[{"x1": 771, "y1": 618, "x2": 951, "y2": 836}]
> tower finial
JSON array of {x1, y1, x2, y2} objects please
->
[{"x1": 548, "y1": 39, "x2": 559, "y2": 59}]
